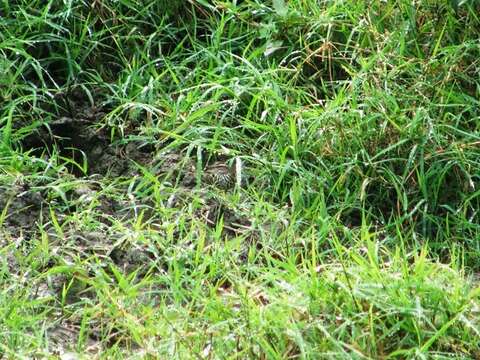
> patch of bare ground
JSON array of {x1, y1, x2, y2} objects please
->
[{"x1": 0, "y1": 90, "x2": 275, "y2": 353}]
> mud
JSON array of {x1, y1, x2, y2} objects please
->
[
  {"x1": 20, "y1": 115, "x2": 153, "y2": 179},
  {"x1": 0, "y1": 183, "x2": 47, "y2": 239}
]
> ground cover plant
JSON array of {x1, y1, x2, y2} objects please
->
[{"x1": 1, "y1": 0, "x2": 480, "y2": 358}]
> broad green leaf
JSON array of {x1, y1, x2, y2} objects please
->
[{"x1": 273, "y1": 0, "x2": 288, "y2": 17}]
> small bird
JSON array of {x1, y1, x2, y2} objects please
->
[{"x1": 203, "y1": 161, "x2": 235, "y2": 189}]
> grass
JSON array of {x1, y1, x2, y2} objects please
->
[{"x1": 1, "y1": 0, "x2": 480, "y2": 358}]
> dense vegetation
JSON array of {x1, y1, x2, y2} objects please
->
[{"x1": 1, "y1": 0, "x2": 479, "y2": 358}]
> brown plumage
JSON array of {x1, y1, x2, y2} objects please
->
[{"x1": 203, "y1": 162, "x2": 235, "y2": 189}]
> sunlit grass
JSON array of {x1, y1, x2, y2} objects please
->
[{"x1": 1, "y1": 0, "x2": 479, "y2": 358}]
